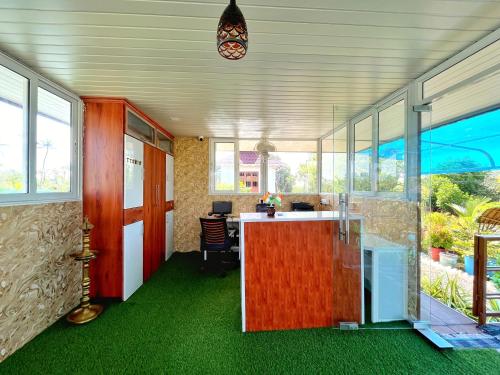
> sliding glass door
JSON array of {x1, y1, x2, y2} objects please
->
[
  {"x1": 420, "y1": 71, "x2": 500, "y2": 338},
  {"x1": 332, "y1": 97, "x2": 421, "y2": 328}
]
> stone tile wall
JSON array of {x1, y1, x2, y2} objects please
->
[{"x1": 0, "y1": 201, "x2": 82, "y2": 361}]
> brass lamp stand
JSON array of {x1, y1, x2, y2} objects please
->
[{"x1": 67, "y1": 217, "x2": 103, "y2": 324}]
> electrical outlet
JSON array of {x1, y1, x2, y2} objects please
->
[{"x1": 320, "y1": 198, "x2": 330, "y2": 205}]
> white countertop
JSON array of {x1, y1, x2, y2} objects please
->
[{"x1": 240, "y1": 210, "x2": 362, "y2": 223}]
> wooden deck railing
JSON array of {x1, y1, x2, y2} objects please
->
[{"x1": 472, "y1": 234, "x2": 500, "y2": 325}]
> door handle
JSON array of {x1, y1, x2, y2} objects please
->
[
  {"x1": 338, "y1": 193, "x2": 346, "y2": 242},
  {"x1": 338, "y1": 193, "x2": 349, "y2": 244},
  {"x1": 345, "y1": 193, "x2": 350, "y2": 245}
]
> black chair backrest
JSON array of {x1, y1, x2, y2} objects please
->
[{"x1": 200, "y1": 218, "x2": 229, "y2": 246}]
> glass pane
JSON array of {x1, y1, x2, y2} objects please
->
[
  {"x1": 127, "y1": 110, "x2": 155, "y2": 144},
  {"x1": 268, "y1": 140, "x2": 317, "y2": 194},
  {"x1": 214, "y1": 142, "x2": 235, "y2": 191},
  {"x1": 333, "y1": 127, "x2": 348, "y2": 194},
  {"x1": 353, "y1": 116, "x2": 372, "y2": 192},
  {"x1": 421, "y1": 105, "x2": 500, "y2": 332},
  {"x1": 378, "y1": 100, "x2": 405, "y2": 192},
  {"x1": 36, "y1": 88, "x2": 72, "y2": 193},
  {"x1": 0, "y1": 65, "x2": 28, "y2": 194},
  {"x1": 423, "y1": 40, "x2": 500, "y2": 99},
  {"x1": 321, "y1": 135, "x2": 333, "y2": 193},
  {"x1": 422, "y1": 71, "x2": 500, "y2": 133},
  {"x1": 157, "y1": 131, "x2": 173, "y2": 153},
  {"x1": 239, "y1": 140, "x2": 261, "y2": 193}
]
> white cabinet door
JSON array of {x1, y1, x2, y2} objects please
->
[
  {"x1": 376, "y1": 250, "x2": 407, "y2": 322},
  {"x1": 166, "y1": 154, "x2": 174, "y2": 201},
  {"x1": 366, "y1": 248, "x2": 407, "y2": 323},
  {"x1": 124, "y1": 134, "x2": 144, "y2": 209},
  {"x1": 123, "y1": 221, "x2": 143, "y2": 300},
  {"x1": 165, "y1": 211, "x2": 174, "y2": 260}
]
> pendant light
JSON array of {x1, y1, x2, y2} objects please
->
[{"x1": 217, "y1": 0, "x2": 248, "y2": 60}]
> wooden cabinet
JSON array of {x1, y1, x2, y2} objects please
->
[
  {"x1": 143, "y1": 144, "x2": 166, "y2": 281},
  {"x1": 82, "y1": 97, "x2": 174, "y2": 299},
  {"x1": 242, "y1": 218, "x2": 361, "y2": 332}
]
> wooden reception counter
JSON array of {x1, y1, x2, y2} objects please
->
[{"x1": 240, "y1": 211, "x2": 363, "y2": 332}]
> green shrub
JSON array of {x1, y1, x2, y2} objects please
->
[
  {"x1": 429, "y1": 228, "x2": 453, "y2": 249},
  {"x1": 491, "y1": 272, "x2": 500, "y2": 291},
  {"x1": 421, "y1": 275, "x2": 473, "y2": 319},
  {"x1": 424, "y1": 212, "x2": 452, "y2": 228},
  {"x1": 422, "y1": 274, "x2": 499, "y2": 322},
  {"x1": 435, "y1": 179, "x2": 469, "y2": 212},
  {"x1": 421, "y1": 175, "x2": 468, "y2": 211}
]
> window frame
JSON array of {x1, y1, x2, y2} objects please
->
[
  {"x1": 350, "y1": 112, "x2": 375, "y2": 194},
  {"x1": 376, "y1": 94, "x2": 408, "y2": 195},
  {"x1": 348, "y1": 90, "x2": 409, "y2": 199},
  {"x1": 210, "y1": 139, "x2": 238, "y2": 194},
  {"x1": 209, "y1": 137, "x2": 320, "y2": 195},
  {"x1": 0, "y1": 51, "x2": 82, "y2": 206},
  {"x1": 415, "y1": 30, "x2": 500, "y2": 105}
]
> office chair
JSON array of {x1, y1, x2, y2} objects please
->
[{"x1": 199, "y1": 218, "x2": 238, "y2": 276}]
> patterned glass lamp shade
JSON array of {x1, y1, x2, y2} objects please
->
[{"x1": 217, "y1": 0, "x2": 248, "y2": 60}]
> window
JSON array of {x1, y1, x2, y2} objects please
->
[
  {"x1": 36, "y1": 87, "x2": 72, "y2": 193},
  {"x1": 321, "y1": 134, "x2": 333, "y2": 193},
  {"x1": 239, "y1": 140, "x2": 261, "y2": 193},
  {"x1": 0, "y1": 53, "x2": 80, "y2": 204},
  {"x1": 423, "y1": 40, "x2": 500, "y2": 100},
  {"x1": 0, "y1": 65, "x2": 28, "y2": 194},
  {"x1": 214, "y1": 142, "x2": 235, "y2": 192},
  {"x1": 210, "y1": 139, "x2": 319, "y2": 194},
  {"x1": 268, "y1": 141, "x2": 317, "y2": 194},
  {"x1": 353, "y1": 116, "x2": 372, "y2": 192},
  {"x1": 321, "y1": 128, "x2": 348, "y2": 194},
  {"x1": 333, "y1": 127, "x2": 348, "y2": 194},
  {"x1": 378, "y1": 100, "x2": 405, "y2": 192}
]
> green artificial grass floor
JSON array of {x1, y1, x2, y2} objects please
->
[{"x1": 2, "y1": 253, "x2": 499, "y2": 374}]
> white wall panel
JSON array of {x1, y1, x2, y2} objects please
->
[{"x1": 0, "y1": 1, "x2": 498, "y2": 138}]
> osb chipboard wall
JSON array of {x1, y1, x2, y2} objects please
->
[
  {"x1": 174, "y1": 137, "x2": 321, "y2": 252},
  {"x1": 0, "y1": 201, "x2": 82, "y2": 362}
]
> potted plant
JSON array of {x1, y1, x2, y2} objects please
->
[
  {"x1": 458, "y1": 243, "x2": 474, "y2": 275},
  {"x1": 463, "y1": 253, "x2": 474, "y2": 275},
  {"x1": 429, "y1": 228, "x2": 453, "y2": 263},
  {"x1": 261, "y1": 192, "x2": 283, "y2": 217},
  {"x1": 440, "y1": 250, "x2": 459, "y2": 268}
]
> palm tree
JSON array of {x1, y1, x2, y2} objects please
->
[
  {"x1": 37, "y1": 139, "x2": 53, "y2": 187},
  {"x1": 448, "y1": 196, "x2": 494, "y2": 220},
  {"x1": 447, "y1": 197, "x2": 499, "y2": 256}
]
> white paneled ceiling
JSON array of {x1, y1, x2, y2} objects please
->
[{"x1": 0, "y1": 0, "x2": 499, "y2": 138}]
